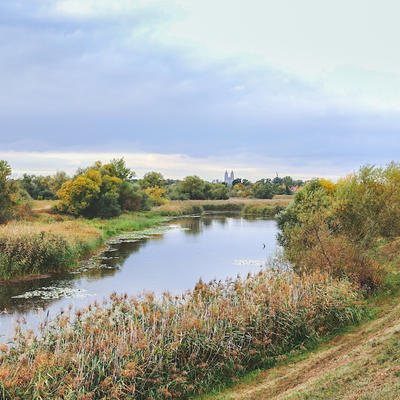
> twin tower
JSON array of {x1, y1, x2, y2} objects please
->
[{"x1": 224, "y1": 170, "x2": 235, "y2": 185}]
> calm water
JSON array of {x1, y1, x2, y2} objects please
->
[{"x1": 0, "y1": 214, "x2": 279, "y2": 340}]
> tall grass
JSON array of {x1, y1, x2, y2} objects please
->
[
  {"x1": 0, "y1": 214, "x2": 164, "y2": 279},
  {"x1": 153, "y1": 199, "x2": 291, "y2": 217},
  {"x1": 0, "y1": 270, "x2": 364, "y2": 399},
  {"x1": 87, "y1": 212, "x2": 164, "y2": 238},
  {"x1": 0, "y1": 222, "x2": 102, "y2": 279}
]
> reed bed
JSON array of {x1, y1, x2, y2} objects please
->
[
  {"x1": 0, "y1": 222, "x2": 102, "y2": 279},
  {"x1": 0, "y1": 214, "x2": 164, "y2": 279},
  {"x1": 0, "y1": 270, "x2": 364, "y2": 399}
]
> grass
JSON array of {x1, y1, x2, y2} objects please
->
[
  {"x1": 0, "y1": 211, "x2": 165, "y2": 280},
  {"x1": 153, "y1": 198, "x2": 292, "y2": 217},
  {"x1": 30, "y1": 199, "x2": 59, "y2": 212},
  {"x1": 0, "y1": 270, "x2": 364, "y2": 399}
]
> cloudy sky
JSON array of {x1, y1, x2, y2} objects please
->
[{"x1": 1, "y1": 0, "x2": 400, "y2": 180}]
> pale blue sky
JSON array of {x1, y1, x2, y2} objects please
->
[{"x1": 1, "y1": 0, "x2": 400, "y2": 179}]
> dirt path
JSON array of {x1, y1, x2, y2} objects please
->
[{"x1": 201, "y1": 300, "x2": 400, "y2": 400}]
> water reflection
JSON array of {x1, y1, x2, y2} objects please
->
[{"x1": 0, "y1": 215, "x2": 279, "y2": 339}]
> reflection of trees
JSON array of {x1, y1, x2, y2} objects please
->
[
  {"x1": 202, "y1": 217, "x2": 213, "y2": 227},
  {"x1": 102, "y1": 240, "x2": 147, "y2": 269},
  {"x1": 175, "y1": 217, "x2": 202, "y2": 235},
  {"x1": 212, "y1": 216, "x2": 228, "y2": 226}
]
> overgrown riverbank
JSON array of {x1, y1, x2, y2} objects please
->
[
  {"x1": 0, "y1": 198, "x2": 291, "y2": 280},
  {"x1": 0, "y1": 212, "x2": 164, "y2": 280},
  {"x1": 0, "y1": 269, "x2": 364, "y2": 399}
]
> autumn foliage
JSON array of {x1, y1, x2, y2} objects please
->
[
  {"x1": 56, "y1": 159, "x2": 151, "y2": 218},
  {"x1": 277, "y1": 163, "x2": 400, "y2": 290}
]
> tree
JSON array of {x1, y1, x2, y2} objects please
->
[
  {"x1": 18, "y1": 171, "x2": 69, "y2": 200},
  {"x1": 272, "y1": 176, "x2": 283, "y2": 185},
  {"x1": 210, "y1": 183, "x2": 229, "y2": 200},
  {"x1": 57, "y1": 174, "x2": 101, "y2": 216},
  {"x1": 139, "y1": 172, "x2": 164, "y2": 189},
  {"x1": 0, "y1": 161, "x2": 15, "y2": 223},
  {"x1": 178, "y1": 176, "x2": 208, "y2": 200},
  {"x1": 232, "y1": 178, "x2": 242, "y2": 186},
  {"x1": 57, "y1": 159, "x2": 148, "y2": 218},
  {"x1": 145, "y1": 186, "x2": 168, "y2": 205},
  {"x1": 119, "y1": 181, "x2": 151, "y2": 211},
  {"x1": 253, "y1": 179, "x2": 274, "y2": 199}
]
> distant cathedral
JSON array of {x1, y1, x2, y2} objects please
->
[{"x1": 224, "y1": 170, "x2": 235, "y2": 185}]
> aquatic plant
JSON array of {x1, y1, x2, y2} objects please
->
[{"x1": 0, "y1": 269, "x2": 364, "y2": 399}]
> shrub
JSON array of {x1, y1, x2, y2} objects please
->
[
  {"x1": 242, "y1": 204, "x2": 284, "y2": 216},
  {"x1": 277, "y1": 165, "x2": 400, "y2": 290},
  {"x1": 152, "y1": 203, "x2": 203, "y2": 216},
  {"x1": 56, "y1": 159, "x2": 151, "y2": 218}
]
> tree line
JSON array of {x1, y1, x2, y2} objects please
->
[{"x1": 0, "y1": 158, "x2": 304, "y2": 221}]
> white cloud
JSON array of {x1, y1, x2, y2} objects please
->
[
  {"x1": 48, "y1": 0, "x2": 400, "y2": 111},
  {"x1": 52, "y1": 0, "x2": 163, "y2": 17},
  {"x1": 2, "y1": 151, "x2": 354, "y2": 181}
]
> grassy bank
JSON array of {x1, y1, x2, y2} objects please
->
[
  {"x1": 0, "y1": 270, "x2": 364, "y2": 399},
  {"x1": 153, "y1": 197, "x2": 292, "y2": 217},
  {"x1": 0, "y1": 212, "x2": 164, "y2": 280}
]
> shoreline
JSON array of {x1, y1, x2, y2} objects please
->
[{"x1": 0, "y1": 198, "x2": 291, "y2": 282}]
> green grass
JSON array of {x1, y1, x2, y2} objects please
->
[
  {"x1": 153, "y1": 198, "x2": 292, "y2": 217},
  {"x1": 87, "y1": 212, "x2": 165, "y2": 238}
]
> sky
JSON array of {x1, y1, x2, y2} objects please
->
[{"x1": 1, "y1": 0, "x2": 400, "y2": 180}]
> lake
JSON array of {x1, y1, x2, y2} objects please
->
[{"x1": 0, "y1": 214, "x2": 279, "y2": 340}]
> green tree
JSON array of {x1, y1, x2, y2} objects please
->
[
  {"x1": 139, "y1": 172, "x2": 164, "y2": 189},
  {"x1": 0, "y1": 161, "x2": 19, "y2": 223},
  {"x1": 210, "y1": 183, "x2": 229, "y2": 200},
  {"x1": 177, "y1": 176, "x2": 208, "y2": 200},
  {"x1": 57, "y1": 159, "x2": 146, "y2": 218},
  {"x1": 253, "y1": 179, "x2": 273, "y2": 199}
]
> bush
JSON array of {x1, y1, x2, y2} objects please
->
[
  {"x1": 277, "y1": 165, "x2": 400, "y2": 290},
  {"x1": 242, "y1": 204, "x2": 284, "y2": 216},
  {"x1": 56, "y1": 159, "x2": 151, "y2": 218}
]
